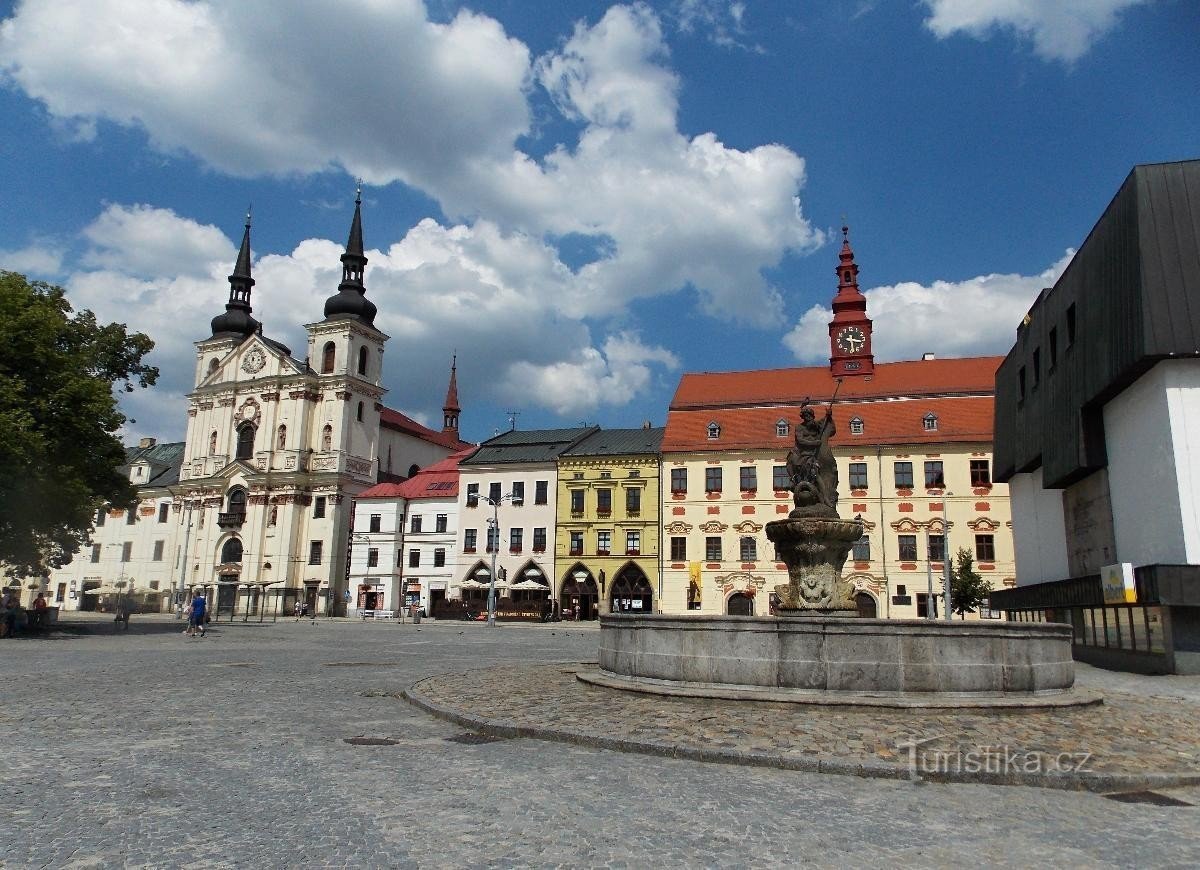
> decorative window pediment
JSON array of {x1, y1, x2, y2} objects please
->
[
  {"x1": 890, "y1": 518, "x2": 920, "y2": 532},
  {"x1": 967, "y1": 517, "x2": 999, "y2": 532},
  {"x1": 732, "y1": 520, "x2": 763, "y2": 534},
  {"x1": 664, "y1": 520, "x2": 693, "y2": 534},
  {"x1": 699, "y1": 520, "x2": 728, "y2": 534}
]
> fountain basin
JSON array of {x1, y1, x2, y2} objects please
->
[{"x1": 585, "y1": 614, "x2": 1094, "y2": 708}]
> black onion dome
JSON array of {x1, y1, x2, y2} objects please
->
[
  {"x1": 211, "y1": 213, "x2": 260, "y2": 338},
  {"x1": 322, "y1": 186, "x2": 377, "y2": 326}
]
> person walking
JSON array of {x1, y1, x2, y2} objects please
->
[{"x1": 187, "y1": 593, "x2": 207, "y2": 637}]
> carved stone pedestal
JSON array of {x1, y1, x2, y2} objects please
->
[{"x1": 765, "y1": 515, "x2": 864, "y2": 615}]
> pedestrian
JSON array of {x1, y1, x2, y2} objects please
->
[
  {"x1": 31, "y1": 592, "x2": 49, "y2": 630},
  {"x1": 187, "y1": 593, "x2": 207, "y2": 637},
  {"x1": 0, "y1": 588, "x2": 17, "y2": 638},
  {"x1": 294, "y1": 600, "x2": 302, "y2": 622}
]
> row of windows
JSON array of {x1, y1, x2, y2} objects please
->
[
  {"x1": 568, "y1": 530, "x2": 642, "y2": 554},
  {"x1": 669, "y1": 459, "x2": 990, "y2": 493},
  {"x1": 568, "y1": 487, "x2": 643, "y2": 514},
  {"x1": 318, "y1": 341, "x2": 372, "y2": 377},
  {"x1": 705, "y1": 414, "x2": 944, "y2": 440},
  {"x1": 209, "y1": 417, "x2": 363, "y2": 462},
  {"x1": 664, "y1": 533, "x2": 996, "y2": 563},
  {"x1": 462, "y1": 527, "x2": 549, "y2": 552},
  {"x1": 1018, "y1": 302, "x2": 1076, "y2": 402},
  {"x1": 90, "y1": 540, "x2": 165, "y2": 562},
  {"x1": 95, "y1": 504, "x2": 170, "y2": 526},
  {"x1": 465, "y1": 480, "x2": 549, "y2": 506}
]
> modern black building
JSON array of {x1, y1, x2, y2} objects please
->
[{"x1": 991, "y1": 159, "x2": 1200, "y2": 674}]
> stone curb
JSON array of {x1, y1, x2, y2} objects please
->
[{"x1": 402, "y1": 674, "x2": 1200, "y2": 794}]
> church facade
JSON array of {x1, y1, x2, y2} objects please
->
[{"x1": 50, "y1": 195, "x2": 468, "y2": 615}]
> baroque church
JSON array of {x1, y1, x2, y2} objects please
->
[{"x1": 51, "y1": 194, "x2": 469, "y2": 616}]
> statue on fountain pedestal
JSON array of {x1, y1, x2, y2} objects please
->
[{"x1": 767, "y1": 391, "x2": 863, "y2": 615}]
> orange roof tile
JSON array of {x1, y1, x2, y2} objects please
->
[
  {"x1": 357, "y1": 448, "x2": 474, "y2": 500},
  {"x1": 662, "y1": 395, "x2": 995, "y2": 452},
  {"x1": 670, "y1": 357, "x2": 1002, "y2": 410}
]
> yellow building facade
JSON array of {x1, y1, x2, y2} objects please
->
[{"x1": 555, "y1": 428, "x2": 665, "y2": 619}]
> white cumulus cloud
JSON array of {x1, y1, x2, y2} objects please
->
[
  {"x1": 921, "y1": 0, "x2": 1155, "y2": 62},
  {"x1": 783, "y1": 251, "x2": 1074, "y2": 363},
  {"x1": 61, "y1": 202, "x2": 683, "y2": 437},
  {"x1": 0, "y1": 1, "x2": 821, "y2": 330}
]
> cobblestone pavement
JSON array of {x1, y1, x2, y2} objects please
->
[
  {"x1": 408, "y1": 662, "x2": 1200, "y2": 790},
  {"x1": 0, "y1": 617, "x2": 1197, "y2": 868}
]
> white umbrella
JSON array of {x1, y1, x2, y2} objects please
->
[{"x1": 510, "y1": 579, "x2": 550, "y2": 591}]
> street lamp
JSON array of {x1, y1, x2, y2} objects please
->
[
  {"x1": 476, "y1": 492, "x2": 515, "y2": 627},
  {"x1": 942, "y1": 492, "x2": 954, "y2": 621}
]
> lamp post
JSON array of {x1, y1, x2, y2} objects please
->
[
  {"x1": 477, "y1": 492, "x2": 514, "y2": 626},
  {"x1": 942, "y1": 492, "x2": 953, "y2": 621}
]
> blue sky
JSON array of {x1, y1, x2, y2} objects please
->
[{"x1": 1, "y1": 0, "x2": 1196, "y2": 444}]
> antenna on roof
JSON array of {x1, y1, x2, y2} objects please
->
[{"x1": 505, "y1": 410, "x2": 521, "y2": 431}]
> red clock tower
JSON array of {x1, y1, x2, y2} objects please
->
[{"x1": 828, "y1": 225, "x2": 874, "y2": 377}]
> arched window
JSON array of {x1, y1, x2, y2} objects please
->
[
  {"x1": 321, "y1": 424, "x2": 333, "y2": 452},
  {"x1": 209, "y1": 431, "x2": 218, "y2": 454},
  {"x1": 227, "y1": 488, "x2": 246, "y2": 515},
  {"x1": 321, "y1": 342, "x2": 336, "y2": 374},
  {"x1": 207, "y1": 358, "x2": 219, "y2": 376},
  {"x1": 356, "y1": 401, "x2": 364, "y2": 422},
  {"x1": 357, "y1": 346, "x2": 368, "y2": 376},
  {"x1": 276, "y1": 424, "x2": 287, "y2": 450},
  {"x1": 235, "y1": 423, "x2": 255, "y2": 460},
  {"x1": 707, "y1": 421, "x2": 721, "y2": 439},
  {"x1": 220, "y1": 538, "x2": 243, "y2": 564}
]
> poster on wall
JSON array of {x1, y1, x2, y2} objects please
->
[{"x1": 1100, "y1": 562, "x2": 1136, "y2": 604}]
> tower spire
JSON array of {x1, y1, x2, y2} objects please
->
[
  {"x1": 827, "y1": 222, "x2": 874, "y2": 377},
  {"x1": 210, "y1": 208, "x2": 260, "y2": 339},
  {"x1": 323, "y1": 182, "x2": 377, "y2": 326},
  {"x1": 442, "y1": 352, "x2": 461, "y2": 436}
]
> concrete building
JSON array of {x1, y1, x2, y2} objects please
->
[
  {"x1": 992, "y1": 160, "x2": 1200, "y2": 674},
  {"x1": 457, "y1": 428, "x2": 596, "y2": 619},
  {"x1": 555, "y1": 427, "x2": 665, "y2": 618},
  {"x1": 660, "y1": 228, "x2": 1014, "y2": 618}
]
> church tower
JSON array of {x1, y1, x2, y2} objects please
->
[
  {"x1": 305, "y1": 185, "x2": 388, "y2": 472},
  {"x1": 827, "y1": 225, "x2": 874, "y2": 377},
  {"x1": 442, "y1": 354, "x2": 460, "y2": 436}
]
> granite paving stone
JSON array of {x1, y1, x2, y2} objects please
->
[{"x1": 0, "y1": 615, "x2": 1197, "y2": 868}]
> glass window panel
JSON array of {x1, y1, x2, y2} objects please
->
[{"x1": 1146, "y1": 606, "x2": 1165, "y2": 654}]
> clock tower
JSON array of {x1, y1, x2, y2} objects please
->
[{"x1": 828, "y1": 225, "x2": 874, "y2": 377}]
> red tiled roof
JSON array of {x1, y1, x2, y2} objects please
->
[
  {"x1": 380, "y1": 406, "x2": 473, "y2": 451},
  {"x1": 671, "y1": 357, "x2": 1002, "y2": 410},
  {"x1": 357, "y1": 448, "x2": 475, "y2": 500}
]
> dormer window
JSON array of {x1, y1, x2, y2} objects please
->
[
  {"x1": 923, "y1": 413, "x2": 938, "y2": 432},
  {"x1": 776, "y1": 419, "x2": 789, "y2": 437},
  {"x1": 707, "y1": 421, "x2": 721, "y2": 439},
  {"x1": 849, "y1": 417, "x2": 864, "y2": 436}
]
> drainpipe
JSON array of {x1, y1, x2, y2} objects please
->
[{"x1": 876, "y1": 445, "x2": 889, "y2": 619}]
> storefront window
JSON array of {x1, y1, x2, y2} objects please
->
[{"x1": 1146, "y1": 606, "x2": 1165, "y2": 653}]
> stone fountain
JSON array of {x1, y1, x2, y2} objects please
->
[{"x1": 580, "y1": 400, "x2": 1094, "y2": 708}]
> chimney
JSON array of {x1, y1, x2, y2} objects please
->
[
  {"x1": 138, "y1": 437, "x2": 157, "y2": 449},
  {"x1": 642, "y1": 420, "x2": 652, "y2": 429},
  {"x1": 921, "y1": 353, "x2": 936, "y2": 361}
]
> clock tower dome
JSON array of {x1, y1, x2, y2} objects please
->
[{"x1": 828, "y1": 225, "x2": 874, "y2": 377}]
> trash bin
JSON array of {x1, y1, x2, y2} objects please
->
[{"x1": 412, "y1": 609, "x2": 421, "y2": 625}]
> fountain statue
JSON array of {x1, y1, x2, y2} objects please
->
[{"x1": 767, "y1": 397, "x2": 864, "y2": 616}]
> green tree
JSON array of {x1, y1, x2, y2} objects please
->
[
  {"x1": 950, "y1": 547, "x2": 992, "y2": 618},
  {"x1": 0, "y1": 272, "x2": 157, "y2": 577}
]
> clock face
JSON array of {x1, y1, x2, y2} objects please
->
[
  {"x1": 241, "y1": 347, "x2": 266, "y2": 374},
  {"x1": 836, "y1": 326, "x2": 866, "y2": 354}
]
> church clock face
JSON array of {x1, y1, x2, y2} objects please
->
[
  {"x1": 836, "y1": 326, "x2": 866, "y2": 354},
  {"x1": 241, "y1": 347, "x2": 266, "y2": 374}
]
